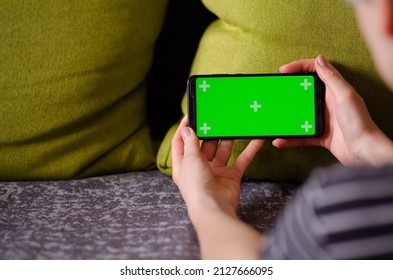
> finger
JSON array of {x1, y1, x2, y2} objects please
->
[
  {"x1": 233, "y1": 139, "x2": 264, "y2": 175},
  {"x1": 182, "y1": 126, "x2": 202, "y2": 157},
  {"x1": 315, "y1": 55, "x2": 357, "y2": 103},
  {"x1": 171, "y1": 116, "x2": 189, "y2": 169},
  {"x1": 279, "y1": 58, "x2": 316, "y2": 73},
  {"x1": 272, "y1": 138, "x2": 322, "y2": 149},
  {"x1": 201, "y1": 139, "x2": 220, "y2": 161},
  {"x1": 212, "y1": 140, "x2": 234, "y2": 166}
]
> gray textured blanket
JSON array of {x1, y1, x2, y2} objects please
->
[{"x1": 0, "y1": 171, "x2": 296, "y2": 259}]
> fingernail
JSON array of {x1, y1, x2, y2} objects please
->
[
  {"x1": 317, "y1": 55, "x2": 328, "y2": 68},
  {"x1": 272, "y1": 139, "x2": 279, "y2": 147},
  {"x1": 181, "y1": 127, "x2": 191, "y2": 140}
]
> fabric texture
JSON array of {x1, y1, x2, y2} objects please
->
[
  {"x1": 157, "y1": 0, "x2": 393, "y2": 182},
  {"x1": 0, "y1": 0, "x2": 168, "y2": 180},
  {"x1": 261, "y1": 164, "x2": 393, "y2": 259},
  {"x1": 0, "y1": 171, "x2": 296, "y2": 259}
]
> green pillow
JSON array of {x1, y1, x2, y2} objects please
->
[
  {"x1": 0, "y1": 0, "x2": 168, "y2": 181},
  {"x1": 157, "y1": 0, "x2": 393, "y2": 182}
]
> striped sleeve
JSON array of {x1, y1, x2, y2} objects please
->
[{"x1": 261, "y1": 164, "x2": 393, "y2": 259}]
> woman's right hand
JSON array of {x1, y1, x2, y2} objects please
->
[{"x1": 274, "y1": 55, "x2": 393, "y2": 166}]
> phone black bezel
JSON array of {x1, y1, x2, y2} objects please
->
[{"x1": 187, "y1": 73, "x2": 325, "y2": 139}]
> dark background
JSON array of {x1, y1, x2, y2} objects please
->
[{"x1": 147, "y1": 0, "x2": 216, "y2": 141}]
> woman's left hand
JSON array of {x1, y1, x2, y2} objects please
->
[{"x1": 172, "y1": 117, "x2": 264, "y2": 218}]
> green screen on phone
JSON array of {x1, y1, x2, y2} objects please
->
[{"x1": 188, "y1": 74, "x2": 324, "y2": 139}]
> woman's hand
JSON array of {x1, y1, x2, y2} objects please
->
[
  {"x1": 171, "y1": 117, "x2": 264, "y2": 259},
  {"x1": 172, "y1": 117, "x2": 264, "y2": 218},
  {"x1": 275, "y1": 55, "x2": 393, "y2": 166}
]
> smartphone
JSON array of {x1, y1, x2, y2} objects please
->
[{"x1": 188, "y1": 73, "x2": 325, "y2": 139}]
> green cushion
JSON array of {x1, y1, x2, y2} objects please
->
[
  {"x1": 0, "y1": 0, "x2": 168, "y2": 180},
  {"x1": 157, "y1": 0, "x2": 393, "y2": 182}
]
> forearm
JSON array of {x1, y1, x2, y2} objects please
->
[{"x1": 189, "y1": 199, "x2": 264, "y2": 260}]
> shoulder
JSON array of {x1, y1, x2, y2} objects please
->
[{"x1": 262, "y1": 164, "x2": 393, "y2": 259}]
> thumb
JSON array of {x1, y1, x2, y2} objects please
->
[
  {"x1": 315, "y1": 55, "x2": 356, "y2": 102},
  {"x1": 181, "y1": 127, "x2": 201, "y2": 156}
]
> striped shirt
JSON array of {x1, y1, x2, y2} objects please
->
[{"x1": 261, "y1": 164, "x2": 393, "y2": 259}]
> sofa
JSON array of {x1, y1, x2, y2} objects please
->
[
  {"x1": 0, "y1": 171, "x2": 296, "y2": 259},
  {"x1": 1, "y1": 0, "x2": 392, "y2": 259}
]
